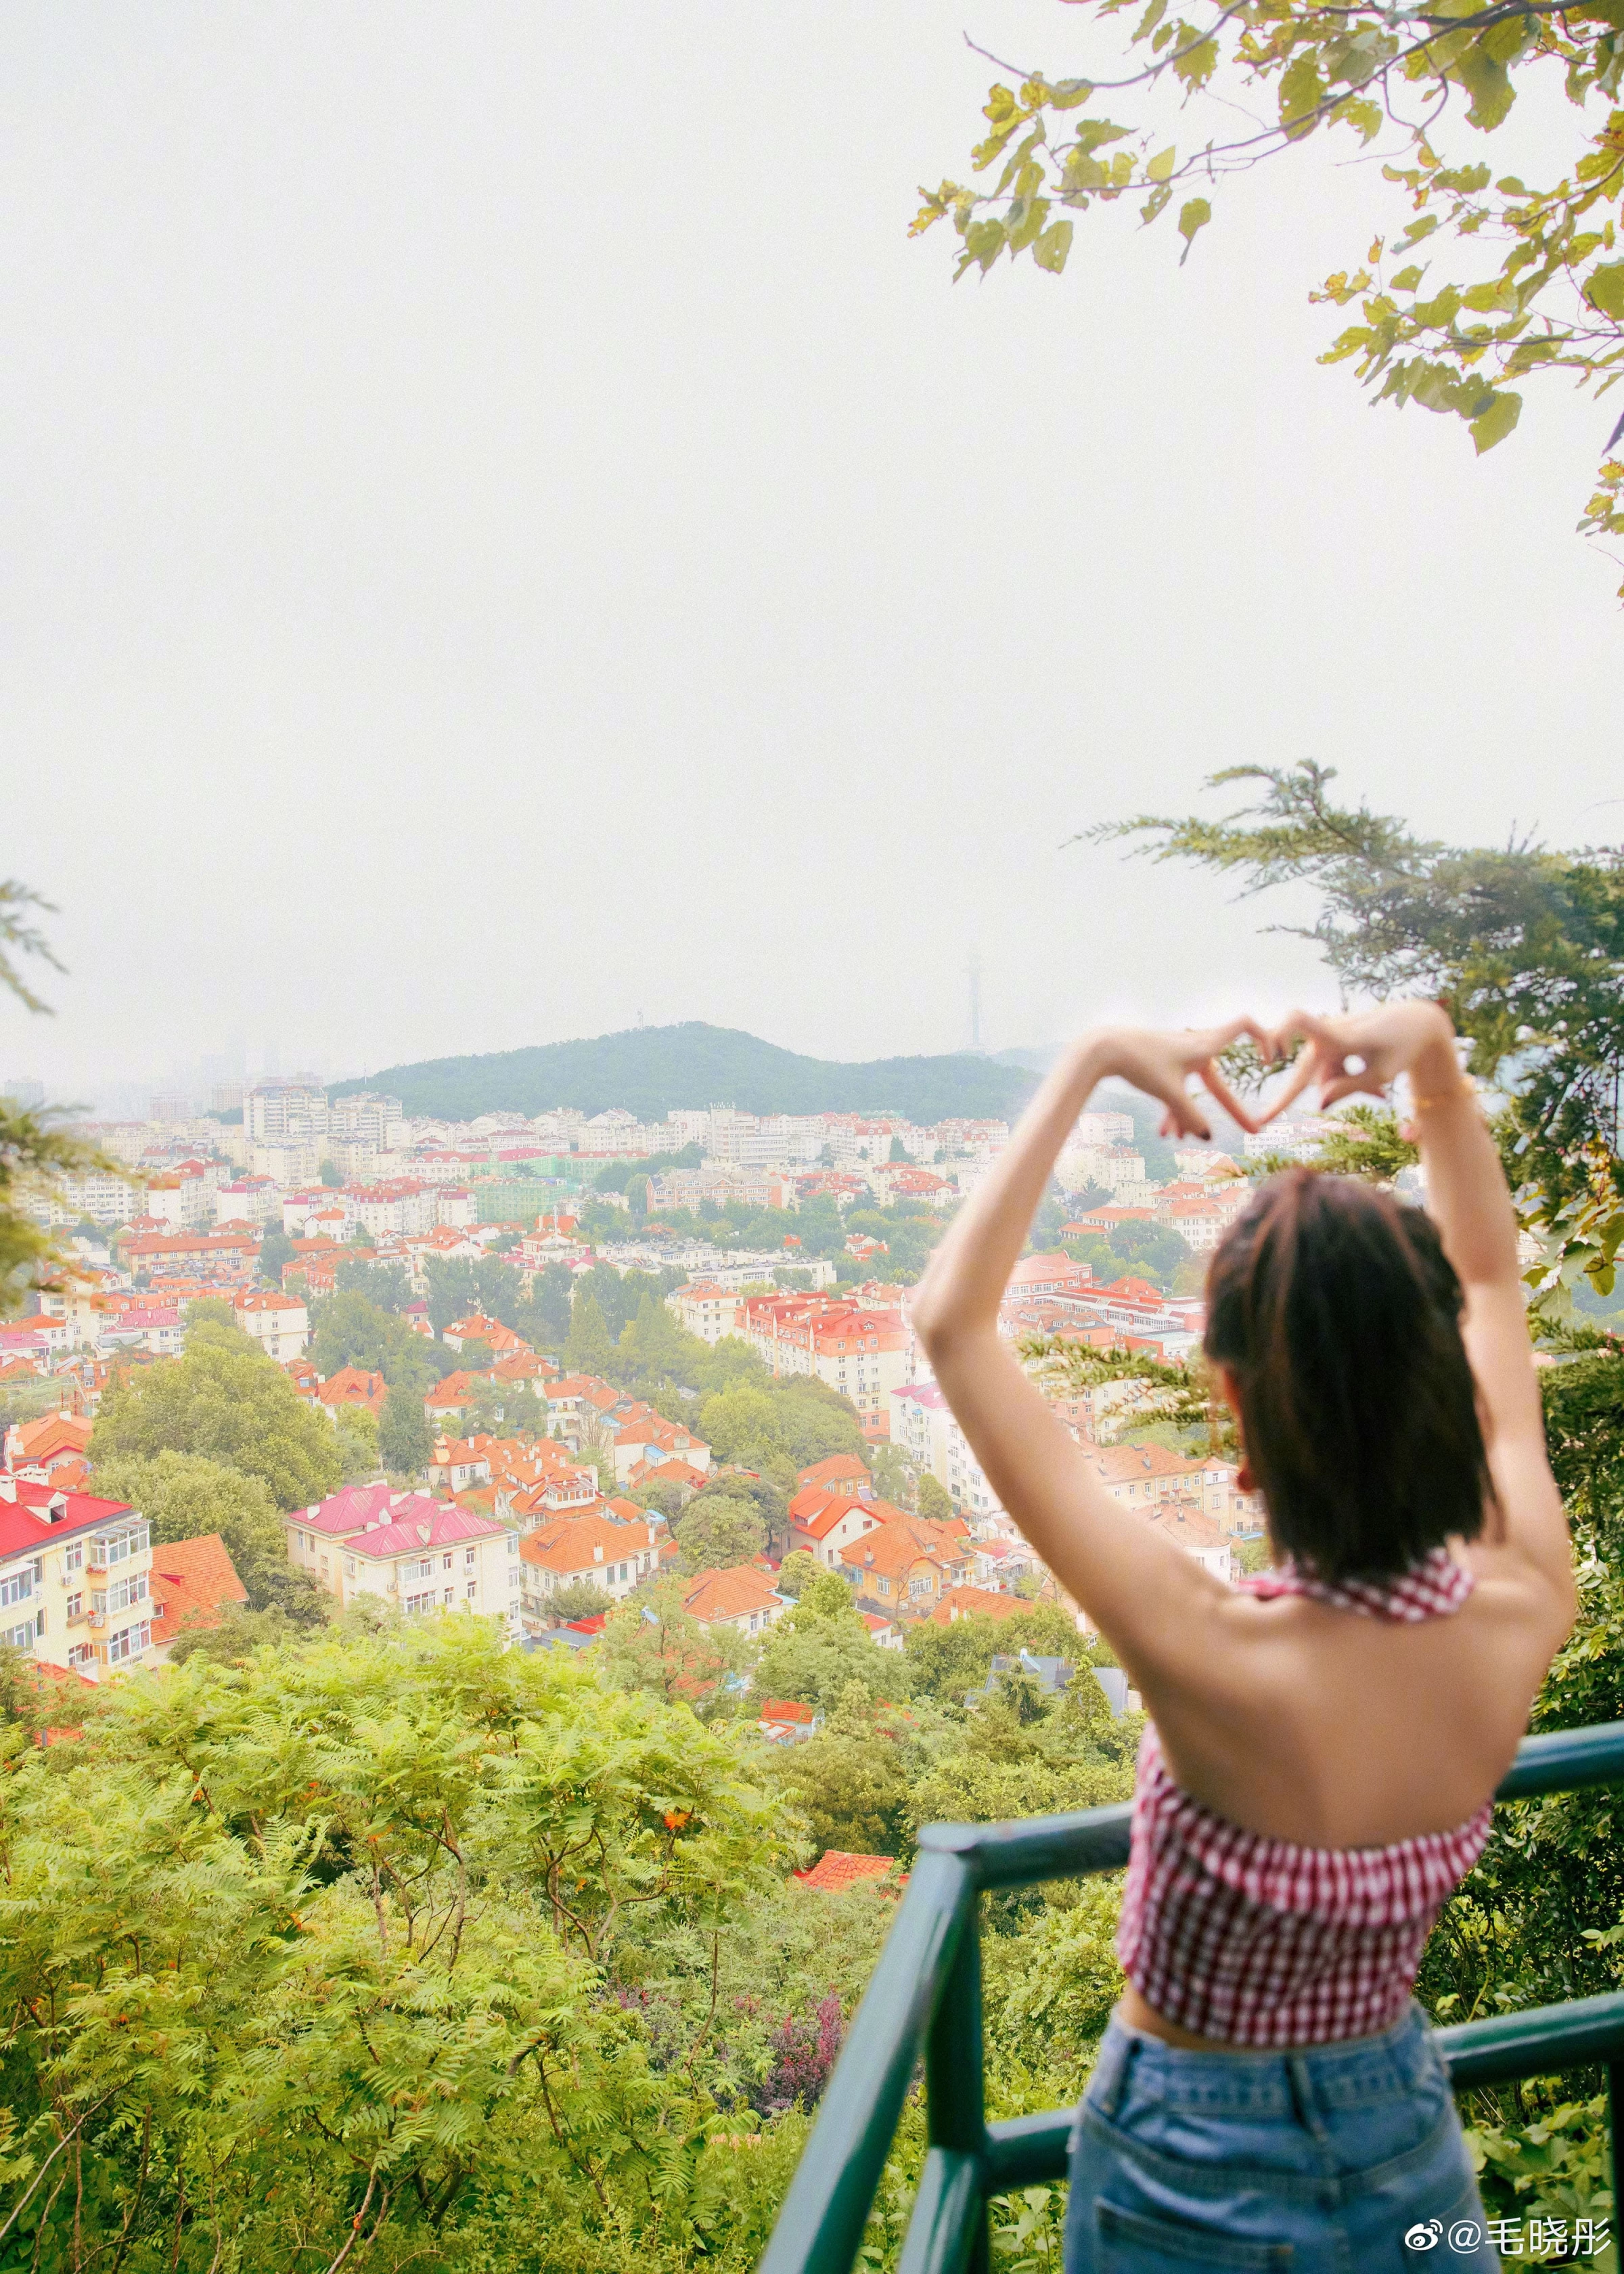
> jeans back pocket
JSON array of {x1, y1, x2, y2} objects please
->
[{"x1": 1094, "y1": 2197, "x2": 1295, "y2": 2269}]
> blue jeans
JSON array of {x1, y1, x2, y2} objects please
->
[{"x1": 1063, "y1": 2003, "x2": 1497, "y2": 2271}]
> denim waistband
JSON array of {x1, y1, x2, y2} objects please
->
[{"x1": 1086, "y1": 2001, "x2": 1445, "y2": 2122}]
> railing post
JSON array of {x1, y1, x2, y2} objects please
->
[
  {"x1": 899, "y1": 1855, "x2": 990, "y2": 2274},
  {"x1": 932, "y1": 1888, "x2": 989, "y2": 2271},
  {"x1": 1609, "y1": 2061, "x2": 1623, "y2": 2227}
]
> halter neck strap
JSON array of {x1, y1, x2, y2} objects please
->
[{"x1": 1240, "y1": 1542, "x2": 1474, "y2": 1622}]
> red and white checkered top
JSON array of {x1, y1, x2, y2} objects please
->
[{"x1": 1116, "y1": 1547, "x2": 1492, "y2": 2047}]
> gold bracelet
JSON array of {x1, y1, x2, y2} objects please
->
[{"x1": 1411, "y1": 1086, "x2": 1476, "y2": 1111}]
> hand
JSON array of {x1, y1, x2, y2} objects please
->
[
  {"x1": 1259, "y1": 1001, "x2": 1461, "y2": 1115},
  {"x1": 1087, "y1": 1020, "x2": 1272, "y2": 1142}
]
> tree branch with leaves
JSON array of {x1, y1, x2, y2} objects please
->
[{"x1": 912, "y1": 0, "x2": 1624, "y2": 585}]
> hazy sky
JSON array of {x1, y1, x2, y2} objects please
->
[{"x1": 4, "y1": 2, "x2": 1620, "y2": 1107}]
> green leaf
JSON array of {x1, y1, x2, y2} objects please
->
[
  {"x1": 1279, "y1": 54, "x2": 1328, "y2": 137},
  {"x1": 1177, "y1": 197, "x2": 1212, "y2": 264},
  {"x1": 1395, "y1": 214, "x2": 1441, "y2": 250},
  {"x1": 1140, "y1": 181, "x2": 1174, "y2": 225},
  {"x1": 1586, "y1": 261, "x2": 1624, "y2": 322},
  {"x1": 1470, "y1": 390, "x2": 1522, "y2": 453},
  {"x1": 1391, "y1": 264, "x2": 1426, "y2": 292},
  {"x1": 1032, "y1": 219, "x2": 1075, "y2": 274},
  {"x1": 1133, "y1": 0, "x2": 1168, "y2": 39},
  {"x1": 1051, "y1": 79, "x2": 1093, "y2": 110},
  {"x1": 1146, "y1": 147, "x2": 1177, "y2": 182},
  {"x1": 1454, "y1": 43, "x2": 1515, "y2": 131},
  {"x1": 1073, "y1": 119, "x2": 1134, "y2": 156}
]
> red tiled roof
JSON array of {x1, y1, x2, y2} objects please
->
[
  {"x1": 681, "y1": 1565, "x2": 782, "y2": 1623},
  {"x1": 794, "y1": 1850, "x2": 900, "y2": 1892},
  {"x1": 929, "y1": 1584, "x2": 1027, "y2": 1626},
  {"x1": 0, "y1": 1482, "x2": 136, "y2": 1555},
  {"x1": 149, "y1": 1533, "x2": 248, "y2": 1643},
  {"x1": 796, "y1": 1454, "x2": 873, "y2": 1491}
]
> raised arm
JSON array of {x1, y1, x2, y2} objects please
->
[{"x1": 910, "y1": 1022, "x2": 1260, "y2": 1686}]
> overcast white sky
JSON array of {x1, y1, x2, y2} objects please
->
[{"x1": 3, "y1": 1, "x2": 1620, "y2": 1107}]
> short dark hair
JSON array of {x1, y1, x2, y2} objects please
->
[{"x1": 1203, "y1": 1169, "x2": 1491, "y2": 1584}]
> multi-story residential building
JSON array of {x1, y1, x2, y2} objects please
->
[
  {"x1": 328, "y1": 1092, "x2": 404, "y2": 1151},
  {"x1": 681, "y1": 1564, "x2": 786, "y2": 1638},
  {"x1": 215, "y1": 1178, "x2": 281, "y2": 1227},
  {"x1": 45, "y1": 1167, "x2": 145, "y2": 1226},
  {"x1": 349, "y1": 1180, "x2": 439, "y2": 1238},
  {"x1": 120, "y1": 1227, "x2": 261, "y2": 1283},
  {"x1": 1079, "y1": 1443, "x2": 1261, "y2": 1533},
  {"x1": 0, "y1": 1477, "x2": 155, "y2": 1678},
  {"x1": 286, "y1": 1486, "x2": 520, "y2": 1631},
  {"x1": 667, "y1": 1280, "x2": 740, "y2": 1345},
  {"x1": 246, "y1": 1079, "x2": 330, "y2": 1150},
  {"x1": 836, "y1": 1513, "x2": 972, "y2": 1618},
  {"x1": 518, "y1": 1512, "x2": 660, "y2": 1626},
  {"x1": 787, "y1": 1485, "x2": 892, "y2": 1569},
  {"x1": 233, "y1": 1288, "x2": 311, "y2": 1360},
  {"x1": 1145, "y1": 1500, "x2": 1238, "y2": 1581},
  {"x1": 735, "y1": 1294, "x2": 909, "y2": 1442}
]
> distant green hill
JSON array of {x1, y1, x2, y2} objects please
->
[{"x1": 330, "y1": 1022, "x2": 1037, "y2": 1125}]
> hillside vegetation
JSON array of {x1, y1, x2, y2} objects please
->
[{"x1": 329, "y1": 1023, "x2": 1035, "y2": 1124}]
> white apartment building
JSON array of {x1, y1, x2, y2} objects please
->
[
  {"x1": 45, "y1": 1168, "x2": 146, "y2": 1227},
  {"x1": 0, "y1": 1477, "x2": 156, "y2": 1680},
  {"x1": 216, "y1": 1178, "x2": 282, "y2": 1227},
  {"x1": 246, "y1": 1079, "x2": 330, "y2": 1149},
  {"x1": 888, "y1": 1381, "x2": 1008, "y2": 1528},
  {"x1": 668, "y1": 1281, "x2": 741, "y2": 1345},
  {"x1": 233, "y1": 1288, "x2": 311, "y2": 1360},
  {"x1": 329, "y1": 1092, "x2": 404, "y2": 1151}
]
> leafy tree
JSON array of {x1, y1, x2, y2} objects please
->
[
  {"x1": 90, "y1": 1316, "x2": 344, "y2": 1511},
  {"x1": 89, "y1": 1448, "x2": 327, "y2": 1621},
  {"x1": 618, "y1": 1291, "x2": 698, "y2": 1386},
  {"x1": 870, "y1": 1442, "x2": 915, "y2": 1510},
  {"x1": 914, "y1": 14, "x2": 1624, "y2": 581},
  {"x1": 318, "y1": 1156, "x2": 343, "y2": 1187},
  {"x1": 774, "y1": 1682, "x2": 915, "y2": 1858},
  {"x1": 0, "y1": 1617, "x2": 797, "y2": 2270},
  {"x1": 753, "y1": 1580, "x2": 911, "y2": 1714},
  {"x1": 698, "y1": 1381, "x2": 782, "y2": 1467},
  {"x1": 333, "y1": 1255, "x2": 413, "y2": 1311},
  {"x1": 0, "y1": 885, "x2": 117, "y2": 1318},
  {"x1": 1539, "y1": 1326, "x2": 1624, "y2": 1559},
  {"x1": 565, "y1": 1289, "x2": 616, "y2": 1377},
  {"x1": 1097, "y1": 763, "x2": 1624, "y2": 1288},
  {"x1": 524, "y1": 1259, "x2": 575, "y2": 1348},
  {"x1": 598, "y1": 1577, "x2": 751, "y2": 1714},
  {"x1": 380, "y1": 1384, "x2": 433, "y2": 1478},
  {"x1": 917, "y1": 1474, "x2": 955, "y2": 1525},
  {"x1": 675, "y1": 1494, "x2": 769, "y2": 1575},
  {"x1": 333, "y1": 1404, "x2": 381, "y2": 1484},
  {"x1": 775, "y1": 1548, "x2": 818, "y2": 1598},
  {"x1": 425, "y1": 1255, "x2": 478, "y2": 1335},
  {"x1": 547, "y1": 1576, "x2": 614, "y2": 1621},
  {"x1": 256, "y1": 1226, "x2": 296, "y2": 1284},
  {"x1": 472, "y1": 1254, "x2": 524, "y2": 1326},
  {"x1": 311, "y1": 1288, "x2": 434, "y2": 1393}
]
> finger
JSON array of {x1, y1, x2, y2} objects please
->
[
  {"x1": 1261, "y1": 1042, "x2": 1320, "y2": 1122},
  {"x1": 1196, "y1": 1058, "x2": 1263, "y2": 1136},
  {"x1": 1318, "y1": 1071, "x2": 1382, "y2": 1108},
  {"x1": 1273, "y1": 1008, "x2": 1340, "y2": 1056},
  {"x1": 1193, "y1": 1014, "x2": 1268, "y2": 1062},
  {"x1": 1163, "y1": 1082, "x2": 1211, "y2": 1144}
]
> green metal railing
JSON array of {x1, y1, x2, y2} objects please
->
[{"x1": 760, "y1": 1719, "x2": 1624, "y2": 2274}]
